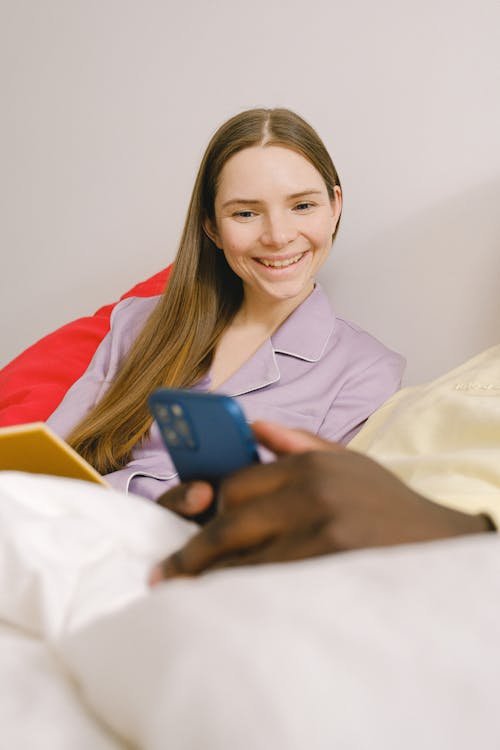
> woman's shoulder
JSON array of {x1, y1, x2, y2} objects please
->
[
  {"x1": 282, "y1": 284, "x2": 405, "y2": 371},
  {"x1": 109, "y1": 294, "x2": 162, "y2": 338},
  {"x1": 330, "y1": 314, "x2": 405, "y2": 372}
]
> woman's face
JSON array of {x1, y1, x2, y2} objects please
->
[{"x1": 205, "y1": 145, "x2": 341, "y2": 308}]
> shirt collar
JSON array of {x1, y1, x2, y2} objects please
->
[
  {"x1": 270, "y1": 283, "x2": 335, "y2": 362},
  {"x1": 216, "y1": 283, "x2": 336, "y2": 398}
]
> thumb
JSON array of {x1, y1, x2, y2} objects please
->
[
  {"x1": 156, "y1": 481, "x2": 214, "y2": 516},
  {"x1": 252, "y1": 420, "x2": 344, "y2": 456}
]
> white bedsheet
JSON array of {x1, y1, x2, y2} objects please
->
[
  {"x1": 0, "y1": 622, "x2": 123, "y2": 750},
  {"x1": 1, "y1": 471, "x2": 500, "y2": 749}
]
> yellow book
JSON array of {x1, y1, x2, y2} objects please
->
[{"x1": 0, "y1": 422, "x2": 108, "y2": 486}]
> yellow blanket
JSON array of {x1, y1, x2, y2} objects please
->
[{"x1": 349, "y1": 344, "x2": 500, "y2": 526}]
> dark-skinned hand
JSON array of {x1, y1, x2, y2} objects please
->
[{"x1": 150, "y1": 420, "x2": 493, "y2": 584}]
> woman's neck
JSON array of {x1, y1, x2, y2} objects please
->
[
  {"x1": 209, "y1": 284, "x2": 315, "y2": 391},
  {"x1": 236, "y1": 284, "x2": 315, "y2": 334}
]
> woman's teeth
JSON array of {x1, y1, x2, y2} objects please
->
[{"x1": 259, "y1": 252, "x2": 305, "y2": 268}]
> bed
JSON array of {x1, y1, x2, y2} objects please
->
[
  {"x1": 1, "y1": 273, "x2": 500, "y2": 748},
  {"x1": 2, "y1": 470, "x2": 500, "y2": 750}
]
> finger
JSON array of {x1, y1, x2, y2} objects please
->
[
  {"x1": 156, "y1": 481, "x2": 214, "y2": 517},
  {"x1": 152, "y1": 491, "x2": 291, "y2": 580},
  {"x1": 218, "y1": 453, "x2": 301, "y2": 508},
  {"x1": 220, "y1": 448, "x2": 343, "y2": 509},
  {"x1": 252, "y1": 420, "x2": 344, "y2": 456},
  {"x1": 207, "y1": 520, "x2": 339, "y2": 570}
]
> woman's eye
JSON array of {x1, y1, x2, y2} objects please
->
[
  {"x1": 294, "y1": 202, "x2": 314, "y2": 211},
  {"x1": 233, "y1": 210, "x2": 256, "y2": 219}
]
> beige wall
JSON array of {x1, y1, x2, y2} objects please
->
[{"x1": 1, "y1": 0, "x2": 499, "y2": 384}]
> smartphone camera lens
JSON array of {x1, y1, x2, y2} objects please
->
[
  {"x1": 163, "y1": 428, "x2": 180, "y2": 447},
  {"x1": 157, "y1": 405, "x2": 171, "y2": 421},
  {"x1": 175, "y1": 419, "x2": 190, "y2": 437}
]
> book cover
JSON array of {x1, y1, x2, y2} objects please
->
[{"x1": 0, "y1": 422, "x2": 108, "y2": 486}]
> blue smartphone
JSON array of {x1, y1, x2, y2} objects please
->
[{"x1": 148, "y1": 389, "x2": 260, "y2": 522}]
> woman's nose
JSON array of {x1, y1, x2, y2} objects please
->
[{"x1": 260, "y1": 212, "x2": 298, "y2": 248}]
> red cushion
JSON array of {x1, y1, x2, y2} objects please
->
[{"x1": 0, "y1": 266, "x2": 172, "y2": 427}]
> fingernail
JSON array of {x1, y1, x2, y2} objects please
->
[
  {"x1": 148, "y1": 565, "x2": 164, "y2": 587},
  {"x1": 149, "y1": 558, "x2": 180, "y2": 586},
  {"x1": 184, "y1": 483, "x2": 209, "y2": 512}
]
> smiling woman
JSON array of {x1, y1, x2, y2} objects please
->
[
  {"x1": 46, "y1": 108, "x2": 405, "y2": 502},
  {"x1": 204, "y1": 145, "x2": 342, "y2": 388}
]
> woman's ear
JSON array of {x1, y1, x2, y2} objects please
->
[
  {"x1": 330, "y1": 185, "x2": 342, "y2": 238},
  {"x1": 331, "y1": 185, "x2": 342, "y2": 224},
  {"x1": 203, "y1": 217, "x2": 221, "y2": 249}
]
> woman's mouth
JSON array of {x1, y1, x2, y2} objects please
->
[{"x1": 256, "y1": 251, "x2": 307, "y2": 269}]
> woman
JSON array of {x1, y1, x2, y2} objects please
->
[{"x1": 47, "y1": 108, "x2": 405, "y2": 499}]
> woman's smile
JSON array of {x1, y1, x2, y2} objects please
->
[{"x1": 255, "y1": 250, "x2": 308, "y2": 269}]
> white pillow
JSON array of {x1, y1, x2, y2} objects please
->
[
  {"x1": 2, "y1": 471, "x2": 500, "y2": 750},
  {"x1": 60, "y1": 536, "x2": 500, "y2": 750}
]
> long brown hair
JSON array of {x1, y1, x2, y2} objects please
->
[{"x1": 68, "y1": 108, "x2": 342, "y2": 473}]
